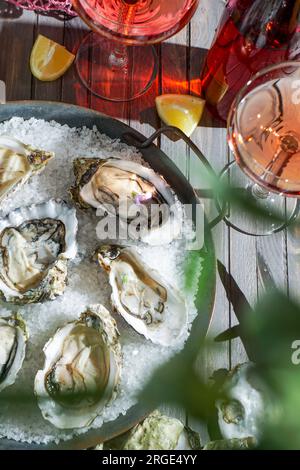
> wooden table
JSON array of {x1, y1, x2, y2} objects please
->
[{"x1": 0, "y1": 0, "x2": 296, "y2": 447}]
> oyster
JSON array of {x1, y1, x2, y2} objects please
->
[
  {"x1": 95, "y1": 410, "x2": 201, "y2": 450},
  {"x1": 69, "y1": 157, "x2": 182, "y2": 245},
  {"x1": 0, "y1": 135, "x2": 54, "y2": 202},
  {"x1": 0, "y1": 313, "x2": 27, "y2": 392},
  {"x1": 203, "y1": 437, "x2": 256, "y2": 450},
  {"x1": 0, "y1": 199, "x2": 78, "y2": 304},
  {"x1": 95, "y1": 245, "x2": 187, "y2": 346},
  {"x1": 216, "y1": 363, "x2": 272, "y2": 441},
  {"x1": 34, "y1": 304, "x2": 122, "y2": 429}
]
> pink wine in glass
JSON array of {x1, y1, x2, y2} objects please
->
[
  {"x1": 201, "y1": 0, "x2": 300, "y2": 122},
  {"x1": 223, "y1": 61, "x2": 300, "y2": 236},
  {"x1": 73, "y1": 0, "x2": 199, "y2": 44},
  {"x1": 73, "y1": 0, "x2": 199, "y2": 101},
  {"x1": 231, "y1": 76, "x2": 300, "y2": 196}
]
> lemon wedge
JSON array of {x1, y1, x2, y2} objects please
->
[
  {"x1": 155, "y1": 94, "x2": 205, "y2": 137},
  {"x1": 30, "y1": 35, "x2": 75, "y2": 82}
]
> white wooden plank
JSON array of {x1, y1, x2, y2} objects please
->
[
  {"x1": 256, "y1": 234, "x2": 288, "y2": 297},
  {"x1": 32, "y1": 13, "x2": 64, "y2": 101},
  {"x1": 0, "y1": 9, "x2": 36, "y2": 100},
  {"x1": 160, "y1": 27, "x2": 189, "y2": 177},
  {"x1": 62, "y1": 16, "x2": 89, "y2": 106},
  {"x1": 188, "y1": 0, "x2": 229, "y2": 444}
]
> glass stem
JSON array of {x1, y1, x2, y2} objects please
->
[
  {"x1": 108, "y1": 0, "x2": 138, "y2": 72},
  {"x1": 108, "y1": 44, "x2": 129, "y2": 71},
  {"x1": 250, "y1": 183, "x2": 270, "y2": 200}
]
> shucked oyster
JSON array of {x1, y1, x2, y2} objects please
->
[
  {"x1": 0, "y1": 135, "x2": 54, "y2": 202},
  {"x1": 34, "y1": 305, "x2": 122, "y2": 429},
  {"x1": 0, "y1": 199, "x2": 78, "y2": 304},
  {"x1": 95, "y1": 410, "x2": 201, "y2": 450},
  {"x1": 69, "y1": 157, "x2": 182, "y2": 245},
  {"x1": 0, "y1": 313, "x2": 27, "y2": 392},
  {"x1": 216, "y1": 363, "x2": 273, "y2": 442},
  {"x1": 95, "y1": 245, "x2": 187, "y2": 346}
]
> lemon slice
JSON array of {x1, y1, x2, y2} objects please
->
[
  {"x1": 155, "y1": 94, "x2": 205, "y2": 137},
  {"x1": 30, "y1": 35, "x2": 75, "y2": 82}
]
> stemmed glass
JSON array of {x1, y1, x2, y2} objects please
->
[
  {"x1": 222, "y1": 61, "x2": 300, "y2": 236},
  {"x1": 72, "y1": 0, "x2": 199, "y2": 101}
]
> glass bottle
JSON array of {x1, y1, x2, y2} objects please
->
[{"x1": 201, "y1": 0, "x2": 300, "y2": 122}]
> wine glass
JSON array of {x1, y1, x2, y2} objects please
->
[
  {"x1": 222, "y1": 61, "x2": 300, "y2": 236},
  {"x1": 72, "y1": 0, "x2": 199, "y2": 101}
]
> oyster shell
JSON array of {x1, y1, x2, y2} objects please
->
[
  {"x1": 69, "y1": 157, "x2": 182, "y2": 245},
  {"x1": 95, "y1": 410, "x2": 202, "y2": 450},
  {"x1": 0, "y1": 135, "x2": 54, "y2": 202},
  {"x1": 0, "y1": 313, "x2": 28, "y2": 392},
  {"x1": 203, "y1": 437, "x2": 256, "y2": 450},
  {"x1": 216, "y1": 363, "x2": 271, "y2": 441},
  {"x1": 95, "y1": 245, "x2": 187, "y2": 346},
  {"x1": 34, "y1": 304, "x2": 122, "y2": 429},
  {"x1": 0, "y1": 199, "x2": 78, "y2": 304}
]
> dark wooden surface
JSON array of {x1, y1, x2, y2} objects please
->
[{"x1": 0, "y1": 0, "x2": 295, "y2": 446}]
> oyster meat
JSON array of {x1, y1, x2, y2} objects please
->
[
  {"x1": 0, "y1": 135, "x2": 54, "y2": 202},
  {"x1": 69, "y1": 157, "x2": 182, "y2": 245},
  {"x1": 95, "y1": 245, "x2": 187, "y2": 346},
  {"x1": 34, "y1": 304, "x2": 122, "y2": 429},
  {"x1": 0, "y1": 313, "x2": 27, "y2": 392},
  {"x1": 216, "y1": 363, "x2": 272, "y2": 441},
  {"x1": 0, "y1": 199, "x2": 78, "y2": 304}
]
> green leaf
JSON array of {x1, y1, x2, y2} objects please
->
[
  {"x1": 139, "y1": 353, "x2": 217, "y2": 421},
  {"x1": 242, "y1": 290, "x2": 300, "y2": 368}
]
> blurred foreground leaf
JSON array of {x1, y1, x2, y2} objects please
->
[
  {"x1": 139, "y1": 353, "x2": 217, "y2": 421},
  {"x1": 260, "y1": 368, "x2": 300, "y2": 450},
  {"x1": 242, "y1": 290, "x2": 300, "y2": 368},
  {"x1": 238, "y1": 290, "x2": 300, "y2": 449}
]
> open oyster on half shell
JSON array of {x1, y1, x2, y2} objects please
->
[
  {"x1": 94, "y1": 245, "x2": 187, "y2": 346},
  {"x1": 69, "y1": 157, "x2": 182, "y2": 245},
  {"x1": 216, "y1": 363, "x2": 274, "y2": 443},
  {"x1": 0, "y1": 313, "x2": 28, "y2": 392},
  {"x1": 34, "y1": 304, "x2": 122, "y2": 429},
  {"x1": 0, "y1": 199, "x2": 78, "y2": 304},
  {"x1": 0, "y1": 135, "x2": 54, "y2": 202}
]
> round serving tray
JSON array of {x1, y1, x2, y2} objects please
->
[{"x1": 0, "y1": 101, "x2": 216, "y2": 450}]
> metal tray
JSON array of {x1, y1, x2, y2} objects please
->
[{"x1": 0, "y1": 101, "x2": 216, "y2": 450}]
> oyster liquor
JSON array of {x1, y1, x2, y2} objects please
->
[{"x1": 101, "y1": 454, "x2": 198, "y2": 466}]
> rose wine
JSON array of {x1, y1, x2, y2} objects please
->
[
  {"x1": 231, "y1": 76, "x2": 300, "y2": 195},
  {"x1": 73, "y1": 0, "x2": 199, "y2": 44},
  {"x1": 201, "y1": 0, "x2": 300, "y2": 122}
]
